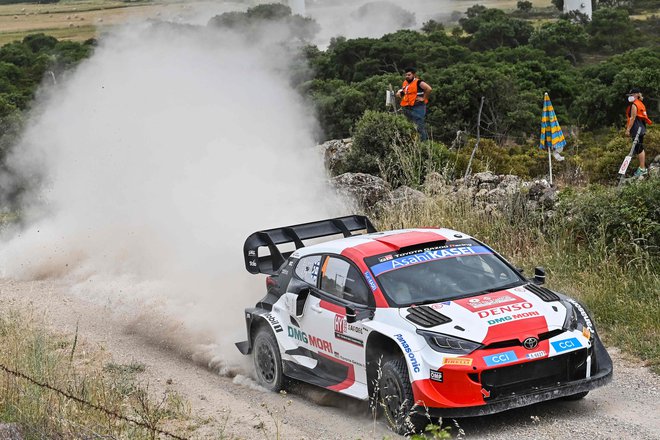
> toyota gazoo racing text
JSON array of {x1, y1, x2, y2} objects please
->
[{"x1": 236, "y1": 216, "x2": 613, "y2": 434}]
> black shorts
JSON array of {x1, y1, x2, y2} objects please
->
[
  {"x1": 631, "y1": 121, "x2": 646, "y2": 155},
  {"x1": 633, "y1": 133, "x2": 645, "y2": 155}
]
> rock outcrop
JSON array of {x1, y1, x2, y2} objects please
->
[
  {"x1": 331, "y1": 173, "x2": 429, "y2": 214},
  {"x1": 320, "y1": 138, "x2": 352, "y2": 175},
  {"x1": 321, "y1": 138, "x2": 656, "y2": 217},
  {"x1": 330, "y1": 169, "x2": 557, "y2": 218},
  {"x1": 331, "y1": 173, "x2": 391, "y2": 211}
]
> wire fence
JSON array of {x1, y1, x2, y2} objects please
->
[{"x1": 0, "y1": 362, "x2": 189, "y2": 440}]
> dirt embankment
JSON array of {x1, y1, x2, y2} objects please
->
[{"x1": 0, "y1": 278, "x2": 658, "y2": 440}]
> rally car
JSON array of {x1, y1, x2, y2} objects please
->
[{"x1": 236, "y1": 215, "x2": 613, "y2": 434}]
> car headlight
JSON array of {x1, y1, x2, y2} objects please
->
[
  {"x1": 566, "y1": 298, "x2": 596, "y2": 339},
  {"x1": 562, "y1": 300, "x2": 578, "y2": 331},
  {"x1": 416, "y1": 330, "x2": 482, "y2": 354}
]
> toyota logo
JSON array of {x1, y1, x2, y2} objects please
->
[{"x1": 523, "y1": 337, "x2": 539, "y2": 350}]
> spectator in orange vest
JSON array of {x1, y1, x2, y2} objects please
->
[
  {"x1": 625, "y1": 87, "x2": 653, "y2": 177},
  {"x1": 396, "y1": 67, "x2": 432, "y2": 141}
]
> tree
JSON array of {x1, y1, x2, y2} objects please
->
[
  {"x1": 459, "y1": 6, "x2": 533, "y2": 50},
  {"x1": 530, "y1": 19, "x2": 589, "y2": 64},
  {"x1": 421, "y1": 20, "x2": 445, "y2": 34},
  {"x1": 352, "y1": 2, "x2": 416, "y2": 29},
  {"x1": 246, "y1": 3, "x2": 292, "y2": 20},
  {"x1": 0, "y1": 34, "x2": 92, "y2": 206},
  {"x1": 208, "y1": 3, "x2": 320, "y2": 42},
  {"x1": 517, "y1": 0, "x2": 533, "y2": 13},
  {"x1": 574, "y1": 47, "x2": 660, "y2": 128},
  {"x1": 551, "y1": 0, "x2": 565, "y2": 11},
  {"x1": 587, "y1": 8, "x2": 636, "y2": 53},
  {"x1": 559, "y1": 10, "x2": 591, "y2": 25}
]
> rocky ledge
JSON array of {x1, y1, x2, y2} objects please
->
[
  {"x1": 320, "y1": 138, "x2": 659, "y2": 217},
  {"x1": 331, "y1": 170, "x2": 557, "y2": 217}
]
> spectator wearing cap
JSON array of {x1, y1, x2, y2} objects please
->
[
  {"x1": 396, "y1": 67, "x2": 432, "y2": 141},
  {"x1": 625, "y1": 87, "x2": 653, "y2": 177}
]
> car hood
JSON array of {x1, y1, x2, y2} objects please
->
[{"x1": 398, "y1": 284, "x2": 568, "y2": 345}]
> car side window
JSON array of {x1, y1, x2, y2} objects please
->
[
  {"x1": 294, "y1": 255, "x2": 322, "y2": 286},
  {"x1": 320, "y1": 257, "x2": 370, "y2": 305}
]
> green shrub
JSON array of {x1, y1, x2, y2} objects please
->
[
  {"x1": 557, "y1": 180, "x2": 660, "y2": 257},
  {"x1": 341, "y1": 110, "x2": 417, "y2": 176},
  {"x1": 582, "y1": 126, "x2": 660, "y2": 183}
]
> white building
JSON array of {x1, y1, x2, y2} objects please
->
[{"x1": 563, "y1": 0, "x2": 592, "y2": 19}]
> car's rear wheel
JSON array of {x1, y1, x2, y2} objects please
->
[
  {"x1": 379, "y1": 358, "x2": 430, "y2": 435},
  {"x1": 253, "y1": 326, "x2": 283, "y2": 392},
  {"x1": 562, "y1": 391, "x2": 589, "y2": 401}
]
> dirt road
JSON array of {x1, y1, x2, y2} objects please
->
[{"x1": 0, "y1": 277, "x2": 658, "y2": 440}]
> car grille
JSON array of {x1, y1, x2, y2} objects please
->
[
  {"x1": 525, "y1": 283, "x2": 560, "y2": 302},
  {"x1": 406, "y1": 306, "x2": 452, "y2": 327},
  {"x1": 480, "y1": 349, "x2": 588, "y2": 400},
  {"x1": 482, "y1": 329, "x2": 564, "y2": 350}
]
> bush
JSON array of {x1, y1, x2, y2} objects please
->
[
  {"x1": 581, "y1": 126, "x2": 660, "y2": 183},
  {"x1": 340, "y1": 111, "x2": 417, "y2": 177},
  {"x1": 557, "y1": 180, "x2": 660, "y2": 256},
  {"x1": 517, "y1": 0, "x2": 533, "y2": 13}
]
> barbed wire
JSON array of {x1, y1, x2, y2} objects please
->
[{"x1": 0, "y1": 362, "x2": 189, "y2": 440}]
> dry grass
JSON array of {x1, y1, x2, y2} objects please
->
[
  {"x1": 0, "y1": 0, "x2": 212, "y2": 45},
  {"x1": 0, "y1": 25, "x2": 97, "y2": 46},
  {"x1": 0, "y1": 308, "x2": 199, "y2": 438}
]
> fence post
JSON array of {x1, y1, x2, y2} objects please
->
[{"x1": 465, "y1": 96, "x2": 485, "y2": 179}]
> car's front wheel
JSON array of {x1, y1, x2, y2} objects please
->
[
  {"x1": 379, "y1": 358, "x2": 430, "y2": 435},
  {"x1": 253, "y1": 326, "x2": 283, "y2": 392}
]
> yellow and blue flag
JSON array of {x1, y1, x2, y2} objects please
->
[{"x1": 539, "y1": 93, "x2": 566, "y2": 151}]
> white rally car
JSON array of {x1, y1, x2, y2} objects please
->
[{"x1": 236, "y1": 216, "x2": 613, "y2": 434}]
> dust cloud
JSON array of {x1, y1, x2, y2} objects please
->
[
  {"x1": 0, "y1": 17, "x2": 344, "y2": 375},
  {"x1": 306, "y1": 0, "x2": 459, "y2": 47},
  {"x1": 0, "y1": 0, "x2": 462, "y2": 382}
]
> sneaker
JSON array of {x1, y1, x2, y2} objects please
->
[{"x1": 633, "y1": 167, "x2": 648, "y2": 177}]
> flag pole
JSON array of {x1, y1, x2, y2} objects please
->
[{"x1": 548, "y1": 145, "x2": 553, "y2": 186}]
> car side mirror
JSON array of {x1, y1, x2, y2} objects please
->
[
  {"x1": 534, "y1": 266, "x2": 546, "y2": 285},
  {"x1": 346, "y1": 306, "x2": 357, "y2": 324}
]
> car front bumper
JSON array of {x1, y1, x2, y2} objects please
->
[{"x1": 416, "y1": 335, "x2": 613, "y2": 418}]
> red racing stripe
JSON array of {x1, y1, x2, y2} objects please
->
[
  {"x1": 371, "y1": 231, "x2": 447, "y2": 249},
  {"x1": 317, "y1": 352, "x2": 356, "y2": 391},
  {"x1": 483, "y1": 316, "x2": 549, "y2": 346},
  {"x1": 319, "y1": 300, "x2": 346, "y2": 314}
]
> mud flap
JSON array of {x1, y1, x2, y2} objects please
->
[{"x1": 235, "y1": 340, "x2": 251, "y2": 355}]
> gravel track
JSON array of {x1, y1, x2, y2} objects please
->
[{"x1": 1, "y1": 278, "x2": 658, "y2": 440}]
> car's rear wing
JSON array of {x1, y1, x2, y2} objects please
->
[{"x1": 243, "y1": 215, "x2": 377, "y2": 275}]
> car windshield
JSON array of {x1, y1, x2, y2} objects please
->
[{"x1": 367, "y1": 240, "x2": 525, "y2": 307}]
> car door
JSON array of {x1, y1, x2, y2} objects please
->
[
  {"x1": 284, "y1": 255, "x2": 373, "y2": 396},
  {"x1": 313, "y1": 256, "x2": 373, "y2": 392}
]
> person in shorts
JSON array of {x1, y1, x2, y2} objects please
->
[{"x1": 625, "y1": 87, "x2": 653, "y2": 177}]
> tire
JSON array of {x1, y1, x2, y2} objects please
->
[
  {"x1": 378, "y1": 358, "x2": 431, "y2": 435},
  {"x1": 562, "y1": 391, "x2": 589, "y2": 401},
  {"x1": 252, "y1": 326, "x2": 284, "y2": 392}
]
